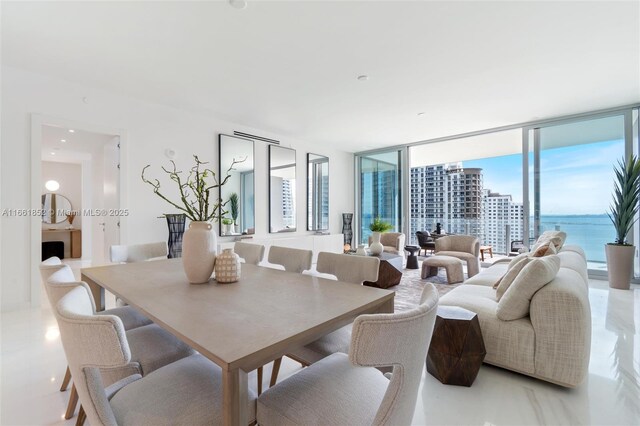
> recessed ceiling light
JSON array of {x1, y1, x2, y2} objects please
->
[
  {"x1": 68, "y1": 129, "x2": 75, "y2": 133},
  {"x1": 60, "y1": 139, "x2": 66, "y2": 143},
  {"x1": 417, "y1": 112, "x2": 426, "y2": 116},
  {"x1": 357, "y1": 75, "x2": 369, "y2": 81},
  {"x1": 50, "y1": 151, "x2": 56, "y2": 156},
  {"x1": 229, "y1": 0, "x2": 247, "y2": 9}
]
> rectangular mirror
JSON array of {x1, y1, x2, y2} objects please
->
[
  {"x1": 307, "y1": 153, "x2": 329, "y2": 231},
  {"x1": 269, "y1": 145, "x2": 297, "y2": 233},
  {"x1": 219, "y1": 134, "x2": 255, "y2": 236}
]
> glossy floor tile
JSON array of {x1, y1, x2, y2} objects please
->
[{"x1": 1, "y1": 278, "x2": 638, "y2": 425}]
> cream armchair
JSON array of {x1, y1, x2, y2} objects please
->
[
  {"x1": 435, "y1": 235, "x2": 480, "y2": 277},
  {"x1": 368, "y1": 232, "x2": 406, "y2": 257}
]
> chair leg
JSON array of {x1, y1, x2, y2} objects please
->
[
  {"x1": 269, "y1": 357, "x2": 283, "y2": 387},
  {"x1": 64, "y1": 384, "x2": 79, "y2": 419},
  {"x1": 75, "y1": 406, "x2": 86, "y2": 426},
  {"x1": 257, "y1": 366, "x2": 263, "y2": 396},
  {"x1": 60, "y1": 366, "x2": 72, "y2": 391}
]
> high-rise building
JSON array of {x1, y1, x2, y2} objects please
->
[{"x1": 481, "y1": 189, "x2": 524, "y2": 254}]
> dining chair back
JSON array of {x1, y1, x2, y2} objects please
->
[
  {"x1": 234, "y1": 242, "x2": 265, "y2": 265},
  {"x1": 110, "y1": 242, "x2": 168, "y2": 263},
  {"x1": 316, "y1": 252, "x2": 380, "y2": 284},
  {"x1": 267, "y1": 246, "x2": 313, "y2": 273}
]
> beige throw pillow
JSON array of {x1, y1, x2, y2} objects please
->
[
  {"x1": 530, "y1": 241, "x2": 557, "y2": 258},
  {"x1": 496, "y1": 255, "x2": 561, "y2": 321},
  {"x1": 507, "y1": 253, "x2": 529, "y2": 270},
  {"x1": 495, "y1": 256, "x2": 531, "y2": 300},
  {"x1": 532, "y1": 231, "x2": 567, "y2": 252}
]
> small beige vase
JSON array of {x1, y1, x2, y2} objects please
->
[
  {"x1": 182, "y1": 221, "x2": 217, "y2": 284},
  {"x1": 605, "y1": 244, "x2": 634, "y2": 290},
  {"x1": 369, "y1": 232, "x2": 384, "y2": 255},
  {"x1": 215, "y1": 248, "x2": 241, "y2": 283}
]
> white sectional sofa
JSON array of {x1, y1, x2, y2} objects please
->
[{"x1": 439, "y1": 244, "x2": 591, "y2": 388}]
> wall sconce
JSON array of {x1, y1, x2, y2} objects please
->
[{"x1": 45, "y1": 180, "x2": 60, "y2": 192}]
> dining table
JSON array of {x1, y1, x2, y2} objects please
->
[{"x1": 81, "y1": 258, "x2": 394, "y2": 426}]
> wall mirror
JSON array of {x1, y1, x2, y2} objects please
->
[
  {"x1": 307, "y1": 153, "x2": 329, "y2": 231},
  {"x1": 218, "y1": 134, "x2": 255, "y2": 236},
  {"x1": 41, "y1": 193, "x2": 72, "y2": 224},
  {"x1": 269, "y1": 145, "x2": 297, "y2": 233}
]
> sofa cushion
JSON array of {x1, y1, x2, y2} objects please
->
[
  {"x1": 495, "y1": 256, "x2": 531, "y2": 301},
  {"x1": 440, "y1": 285, "x2": 535, "y2": 374},
  {"x1": 497, "y1": 255, "x2": 561, "y2": 321},
  {"x1": 533, "y1": 231, "x2": 567, "y2": 251}
]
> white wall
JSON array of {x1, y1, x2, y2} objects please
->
[{"x1": 0, "y1": 66, "x2": 355, "y2": 310}]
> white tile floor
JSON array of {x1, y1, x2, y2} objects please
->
[{"x1": 1, "y1": 272, "x2": 639, "y2": 425}]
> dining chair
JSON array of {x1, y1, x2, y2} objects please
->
[
  {"x1": 267, "y1": 246, "x2": 313, "y2": 273},
  {"x1": 55, "y1": 286, "x2": 258, "y2": 426},
  {"x1": 255, "y1": 246, "x2": 313, "y2": 395},
  {"x1": 40, "y1": 259, "x2": 153, "y2": 420},
  {"x1": 269, "y1": 252, "x2": 380, "y2": 388},
  {"x1": 110, "y1": 241, "x2": 168, "y2": 263},
  {"x1": 234, "y1": 241, "x2": 265, "y2": 265},
  {"x1": 44, "y1": 265, "x2": 194, "y2": 422},
  {"x1": 258, "y1": 283, "x2": 439, "y2": 426}
]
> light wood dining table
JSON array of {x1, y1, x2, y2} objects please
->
[{"x1": 81, "y1": 258, "x2": 394, "y2": 426}]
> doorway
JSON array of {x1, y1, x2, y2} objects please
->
[{"x1": 31, "y1": 115, "x2": 127, "y2": 306}]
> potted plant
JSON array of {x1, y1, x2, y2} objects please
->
[
  {"x1": 368, "y1": 216, "x2": 393, "y2": 255},
  {"x1": 221, "y1": 217, "x2": 234, "y2": 235},
  {"x1": 142, "y1": 155, "x2": 243, "y2": 283},
  {"x1": 229, "y1": 192, "x2": 239, "y2": 233},
  {"x1": 606, "y1": 155, "x2": 640, "y2": 290}
]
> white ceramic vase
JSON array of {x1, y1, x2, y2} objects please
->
[
  {"x1": 182, "y1": 221, "x2": 217, "y2": 284},
  {"x1": 215, "y1": 248, "x2": 241, "y2": 283},
  {"x1": 369, "y1": 232, "x2": 384, "y2": 255}
]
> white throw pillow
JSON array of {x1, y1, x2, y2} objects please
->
[
  {"x1": 495, "y1": 256, "x2": 532, "y2": 301},
  {"x1": 496, "y1": 255, "x2": 561, "y2": 321},
  {"x1": 532, "y1": 231, "x2": 567, "y2": 252}
]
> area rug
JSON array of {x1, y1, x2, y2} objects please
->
[{"x1": 389, "y1": 265, "x2": 461, "y2": 312}]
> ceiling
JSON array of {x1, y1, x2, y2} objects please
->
[
  {"x1": 4, "y1": 1, "x2": 639, "y2": 152},
  {"x1": 41, "y1": 125, "x2": 116, "y2": 163}
]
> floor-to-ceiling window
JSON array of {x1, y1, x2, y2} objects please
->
[
  {"x1": 357, "y1": 150, "x2": 403, "y2": 245},
  {"x1": 527, "y1": 114, "x2": 626, "y2": 272},
  {"x1": 408, "y1": 129, "x2": 523, "y2": 255}
]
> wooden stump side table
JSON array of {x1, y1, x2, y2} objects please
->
[
  {"x1": 426, "y1": 306, "x2": 486, "y2": 387},
  {"x1": 363, "y1": 253, "x2": 403, "y2": 289}
]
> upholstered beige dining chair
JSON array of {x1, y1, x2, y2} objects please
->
[
  {"x1": 234, "y1": 241, "x2": 265, "y2": 265},
  {"x1": 267, "y1": 246, "x2": 313, "y2": 273},
  {"x1": 43, "y1": 263, "x2": 194, "y2": 423},
  {"x1": 435, "y1": 235, "x2": 481, "y2": 277},
  {"x1": 258, "y1": 284, "x2": 439, "y2": 426},
  {"x1": 40, "y1": 259, "x2": 153, "y2": 420},
  {"x1": 110, "y1": 241, "x2": 168, "y2": 263},
  {"x1": 55, "y1": 286, "x2": 257, "y2": 426},
  {"x1": 269, "y1": 252, "x2": 381, "y2": 387}
]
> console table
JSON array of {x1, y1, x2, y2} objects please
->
[{"x1": 42, "y1": 229, "x2": 82, "y2": 258}]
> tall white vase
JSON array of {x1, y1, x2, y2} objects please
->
[
  {"x1": 182, "y1": 221, "x2": 217, "y2": 284},
  {"x1": 369, "y1": 232, "x2": 384, "y2": 255}
]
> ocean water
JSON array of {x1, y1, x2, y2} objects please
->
[{"x1": 539, "y1": 214, "x2": 614, "y2": 263}]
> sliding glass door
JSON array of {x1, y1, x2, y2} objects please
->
[
  {"x1": 357, "y1": 150, "x2": 404, "y2": 245},
  {"x1": 528, "y1": 114, "x2": 626, "y2": 272}
]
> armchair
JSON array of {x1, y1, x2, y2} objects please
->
[
  {"x1": 368, "y1": 232, "x2": 406, "y2": 257},
  {"x1": 416, "y1": 231, "x2": 436, "y2": 256},
  {"x1": 435, "y1": 235, "x2": 480, "y2": 277}
]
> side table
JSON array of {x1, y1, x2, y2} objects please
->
[
  {"x1": 404, "y1": 245, "x2": 420, "y2": 269},
  {"x1": 426, "y1": 306, "x2": 486, "y2": 386}
]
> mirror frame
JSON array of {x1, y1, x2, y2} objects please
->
[
  {"x1": 268, "y1": 145, "x2": 297, "y2": 233},
  {"x1": 307, "y1": 153, "x2": 329, "y2": 231},
  {"x1": 218, "y1": 134, "x2": 256, "y2": 237},
  {"x1": 41, "y1": 192, "x2": 73, "y2": 224}
]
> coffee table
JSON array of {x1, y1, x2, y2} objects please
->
[{"x1": 363, "y1": 252, "x2": 404, "y2": 289}]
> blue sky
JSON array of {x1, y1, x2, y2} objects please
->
[{"x1": 462, "y1": 139, "x2": 624, "y2": 215}]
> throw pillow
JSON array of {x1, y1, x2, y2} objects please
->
[
  {"x1": 507, "y1": 253, "x2": 529, "y2": 270},
  {"x1": 496, "y1": 255, "x2": 561, "y2": 321},
  {"x1": 531, "y1": 231, "x2": 567, "y2": 252},
  {"x1": 530, "y1": 241, "x2": 557, "y2": 258},
  {"x1": 495, "y1": 256, "x2": 532, "y2": 300}
]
